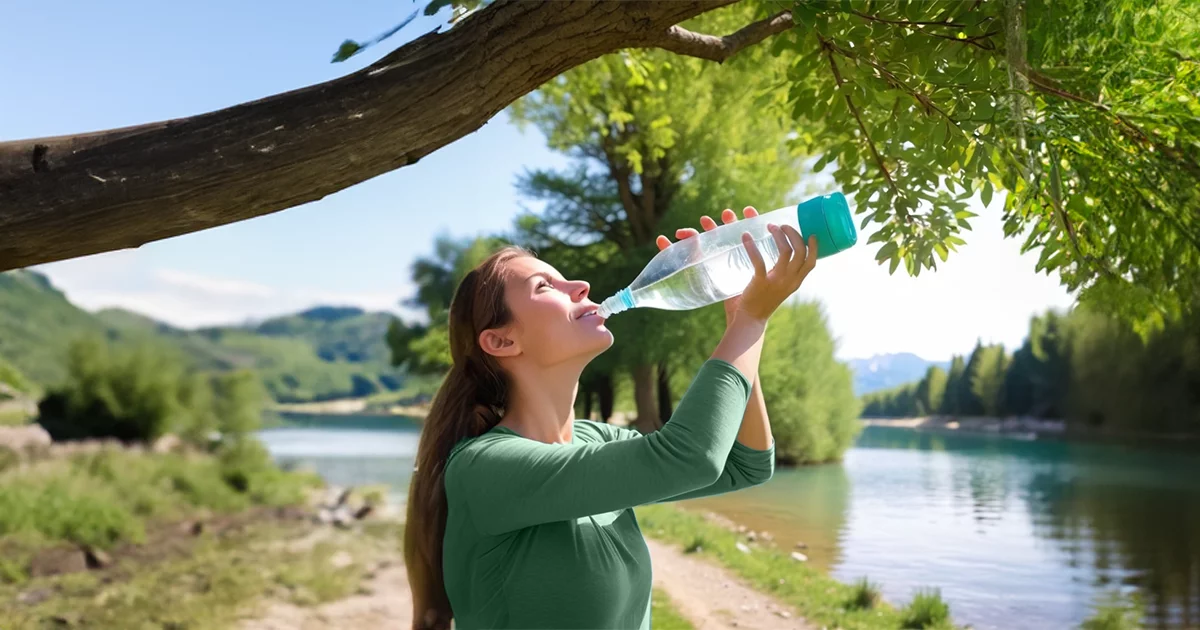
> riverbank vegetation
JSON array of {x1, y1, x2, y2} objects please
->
[
  {"x1": 861, "y1": 306, "x2": 1200, "y2": 436},
  {"x1": 634, "y1": 504, "x2": 956, "y2": 629}
]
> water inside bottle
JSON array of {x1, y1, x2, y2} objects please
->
[{"x1": 598, "y1": 232, "x2": 787, "y2": 317}]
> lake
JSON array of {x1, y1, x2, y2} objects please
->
[{"x1": 259, "y1": 416, "x2": 1200, "y2": 629}]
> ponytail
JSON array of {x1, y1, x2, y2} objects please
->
[{"x1": 404, "y1": 246, "x2": 530, "y2": 629}]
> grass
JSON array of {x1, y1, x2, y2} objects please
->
[
  {"x1": 1080, "y1": 591, "x2": 1145, "y2": 630},
  {"x1": 651, "y1": 586, "x2": 696, "y2": 630},
  {"x1": 635, "y1": 503, "x2": 958, "y2": 630},
  {"x1": 850, "y1": 577, "x2": 883, "y2": 611},
  {"x1": 900, "y1": 588, "x2": 952, "y2": 629},
  {"x1": 0, "y1": 407, "x2": 32, "y2": 426},
  {"x1": 0, "y1": 518, "x2": 404, "y2": 630},
  {"x1": 0, "y1": 445, "x2": 322, "y2": 581}
]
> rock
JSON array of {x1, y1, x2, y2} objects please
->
[
  {"x1": 356, "y1": 585, "x2": 375, "y2": 596},
  {"x1": 330, "y1": 551, "x2": 354, "y2": 569},
  {"x1": 332, "y1": 506, "x2": 355, "y2": 528},
  {"x1": 776, "y1": 610, "x2": 792, "y2": 619},
  {"x1": 746, "y1": 531, "x2": 757, "y2": 542},
  {"x1": 790, "y1": 551, "x2": 808, "y2": 562},
  {"x1": 29, "y1": 546, "x2": 87, "y2": 577},
  {"x1": 151, "y1": 433, "x2": 182, "y2": 454},
  {"x1": 794, "y1": 541, "x2": 808, "y2": 549},
  {"x1": 353, "y1": 504, "x2": 374, "y2": 520},
  {"x1": 83, "y1": 546, "x2": 112, "y2": 569},
  {"x1": 735, "y1": 542, "x2": 751, "y2": 554},
  {"x1": 760, "y1": 531, "x2": 774, "y2": 542},
  {"x1": 17, "y1": 588, "x2": 52, "y2": 605},
  {"x1": 736, "y1": 524, "x2": 748, "y2": 534},
  {"x1": 316, "y1": 509, "x2": 335, "y2": 525}
]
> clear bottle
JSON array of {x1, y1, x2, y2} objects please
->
[{"x1": 595, "y1": 192, "x2": 856, "y2": 319}]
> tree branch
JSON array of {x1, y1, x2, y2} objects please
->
[
  {"x1": 851, "y1": 10, "x2": 965, "y2": 28},
  {"x1": 644, "y1": 11, "x2": 794, "y2": 63},
  {"x1": 821, "y1": 39, "x2": 896, "y2": 191},
  {"x1": 1026, "y1": 73, "x2": 1200, "y2": 179},
  {"x1": 823, "y1": 40, "x2": 956, "y2": 126},
  {"x1": 0, "y1": 0, "x2": 738, "y2": 272}
]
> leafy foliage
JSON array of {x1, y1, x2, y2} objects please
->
[
  {"x1": 36, "y1": 337, "x2": 266, "y2": 444},
  {"x1": 759, "y1": 303, "x2": 862, "y2": 464},
  {"x1": 771, "y1": 0, "x2": 1200, "y2": 323}
]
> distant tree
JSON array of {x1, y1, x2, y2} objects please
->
[
  {"x1": 940, "y1": 355, "x2": 968, "y2": 416},
  {"x1": 758, "y1": 302, "x2": 861, "y2": 464},
  {"x1": 915, "y1": 366, "x2": 948, "y2": 418}
]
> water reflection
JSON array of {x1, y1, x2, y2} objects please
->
[{"x1": 697, "y1": 426, "x2": 1200, "y2": 630}]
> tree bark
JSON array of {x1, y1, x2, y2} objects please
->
[
  {"x1": 0, "y1": 0, "x2": 742, "y2": 272},
  {"x1": 632, "y1": 363, "x2": 661, "y2": 433},
  {"x1": 596, "y1": 372, "x2": 615, "y2": 423},
  {"x1": 657, "y1": 359, "x2": 675, "y2": 424}
]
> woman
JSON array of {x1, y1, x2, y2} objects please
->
[{"x1": 405, "y1": 207, "x2": 819, "y2": 629}]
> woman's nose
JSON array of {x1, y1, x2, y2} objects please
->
[{"x1": 569, "y1": 280, "x2": 590, "y2": 301}]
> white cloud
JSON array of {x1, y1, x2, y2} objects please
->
[
  {"x1": 155, "y1": 269, "x2": 277, "y2": 299},
  {"x1": 34, "y1": 264, "x2": 423, "y2": 329}
]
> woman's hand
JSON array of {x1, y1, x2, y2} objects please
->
[
  {"x1": 737, "y1": 222, "x2": 817, "y2": 324},
  {"x1": 656, "y1": 207, "x2": 760, "y2": 324}
]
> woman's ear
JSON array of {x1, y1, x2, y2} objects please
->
[{"x1": 479, "y1": 326, "x2": 521, "y2": 358}]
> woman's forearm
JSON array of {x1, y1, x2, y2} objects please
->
[
  {"x1": 735, "y1": 371, "x2": 773, "y2": 450},
  {"x1": 711, "y1": 312, "x2": 766, "y2": 382}
]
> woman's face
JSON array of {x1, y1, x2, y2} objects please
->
[{"x1": 484, "y1": 256, "x2": 613, "y2": 366}]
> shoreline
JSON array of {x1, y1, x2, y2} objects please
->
[{"x1": 862, "y1": 415, "x2": 1200, "y2": 447}]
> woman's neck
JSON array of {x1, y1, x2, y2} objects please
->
[{"x1": 498, "y1": 359, "x2": 586, "y2": 444}]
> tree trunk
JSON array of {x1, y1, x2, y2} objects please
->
[
  {"x1": 597, "y1": 372, "x2": 615, "y2": 423},
  {"x1": 657, "y1": 360, "x2": 675, "y2": 424},
  {"x1": 632, "y1": 363, "x2": 660, "y2": 433},
  {"x1": 0, "y1": 0, "x2": 734, "y2": 272},
  {"x1": 581, "y1": 387, "x2": 594, "y2": 421}
]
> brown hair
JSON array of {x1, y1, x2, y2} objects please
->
[{"x1": 404, "y1": 245, "x2": 533, "y2": 629}]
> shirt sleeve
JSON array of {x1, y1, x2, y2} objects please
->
[
  {"x1": 592, "y1": 421, "x2": 775, "y2": 503},
  {"x1": 444, "y1": 358, "x2": 752, "y2": 536}
]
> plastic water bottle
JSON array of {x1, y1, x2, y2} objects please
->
[{"x1": 595, "y1": 192, "x2": 856, "y2": 319}]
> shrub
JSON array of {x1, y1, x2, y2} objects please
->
[{"x1": 900, "y1": 588, "x2": 951, "y2": 629}]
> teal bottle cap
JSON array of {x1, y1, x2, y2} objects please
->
[{"x1": 796, "y1": 192, "x2": 857, "y2": 258}]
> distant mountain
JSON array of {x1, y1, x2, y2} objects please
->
[
  {"x1": 0, "y1": 270, "x2": 405, "y2": 403},
  {"x1": 846, "y1": 352, "x2": 951, "y2": 396}
]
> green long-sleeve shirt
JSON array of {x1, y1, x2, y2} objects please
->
[{"x1": 442, "y1": 358, "x2": 775, "y2": 629}]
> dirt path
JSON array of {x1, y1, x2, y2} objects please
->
[
  {"x1": 241, "y1": 557, "x2": 413, "y2": 630},
  {"x1": 646, "y1": 538, "x2": 811, "y2": 630},
  {"x1": 239, "y1": 534, "x2": 808, "y2": 630}
]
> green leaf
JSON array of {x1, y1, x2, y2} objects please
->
[
  {"x1": 889, "y1": 255, "x2": 902, "y2": 274},
  {"x1": 331, "y1": 40, "x2": 363, "y2": 63},
  {"x1": 935, "y1": 243, "x2": 950, "y2": 261},
  {"x1": 982, "y1": 180, "x2": 994, "y2": 207},
  {"x1": 876, "y1": 241, "x2": 899, "y2": 262}
]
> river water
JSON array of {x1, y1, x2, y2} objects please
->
[{"x1": 259, "y1": 416, "x2": 1200, "y2": 629}]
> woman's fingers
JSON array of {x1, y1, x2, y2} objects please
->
[
  {"x1": 656, "y1": 205, "x2": 762, "y2": 253},
  {"x1": 742, "y1": 232, "x2": 768, "y2": 277},
  {"x1": 769, "y1": 224, "x2": 793, "y2": 274},
  {"x1": 782, "y1": 225, "x2": 808, "y2": 275}
]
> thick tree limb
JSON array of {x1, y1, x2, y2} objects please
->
[
  {"x1": 2, "y1": 0, "x2": 772, "y2": 272},
  {"x1": 646, "y1": 11, "x2": 794, "y2": 63}
]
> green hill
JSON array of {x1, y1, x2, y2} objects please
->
[
  {"x1": 0, "y1": 270, "x2": 109, "y2": 386},
  {"x1": 0, "y1": 271, "x2": 405, "y2": 403}
]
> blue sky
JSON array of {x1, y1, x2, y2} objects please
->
[{"x1": 2, "y1": 1, "x2": 1075, "y2": 361}]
